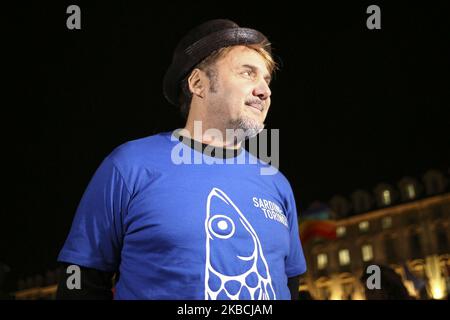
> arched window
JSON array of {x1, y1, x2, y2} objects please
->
[
  {"x1": 382, "y1": 216, "x2": 392, "y2": 229},
  {"x1": 423, "y1": 170, "x2": 447, "y2": 195},
  {"x1": 374, "y1": 184, "x2": 396, "y2": 207},
  {"x1": 339, "y1": 249, "x2": 351, "y2": 266},
  {"x1": 398, "y1": 177, "x2": 421, "y2": 201},
  {"x1": 361, "y1": 244, "x2": 374, "y2": 262},
  {"x1": 382, "y1": 190, "x2": 391, "y2": 205},
  {"x1": 350, "y1": 190, "x2": 373, "y2": 213},
  {"x1": 317, "y1": 253, "x2": 328, "y2": 270},
  {"x1": 329, "y1": 195, "x2": 351, "y2": 218}
]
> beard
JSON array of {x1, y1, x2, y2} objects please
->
[{"x1": 227, "y1": 115, "x2": 265, "y2": 142}]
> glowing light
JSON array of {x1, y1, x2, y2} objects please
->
[
  {"x1": 382, "y1": 216, "x2": 392, "y2": 229},
  {"x1": 430, "y1": 280, "x2": 445, "y2": 300},
  {"x1": 339, "y1": 249, "x2": 350, "y2": 266},
  {"x1": 358, "y1": 221, "x2": 369, "y2": 232},
  {"x1": 361, "y1": 244, "x2": 373, "y2": 262},
  {"x1": 317, "y1": 253, "x2": 328, "y2": 270},
  {"x1": 406, "y1": 184, "x2": 416, "y2": 199},
  {"x1": 352, "y1": 290, "x2": 365, "y2": 300},
  {"x1": 330, "y1": 289, "x2": 343, "y2": 300},
  {"x1": 382, "y1": 190, "x2": 391, "y2": 205},
  {"x1": 336, "y1": 226, "x2": 346, "y2": 237},
  {"x1": 425, "y1": 255, "x2": 447, "y2": 300}
]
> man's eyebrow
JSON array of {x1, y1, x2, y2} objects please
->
[{"x1": 241, "y1": 64, "x2": 272, "y2": 83}]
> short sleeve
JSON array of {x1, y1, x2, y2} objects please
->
[
  {"x1": 285, "y1": 190, "x2": 307, "y2": 278},
  {"x1": 57, "y1": 155, "x2": 131, "y2": 272}
]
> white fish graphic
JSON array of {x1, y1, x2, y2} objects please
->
[{"x1": 204, "y1": 187, "x2": 276, "y2": 300}]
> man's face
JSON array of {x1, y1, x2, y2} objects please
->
[{"x1": 203, "y1": 45, "x2": 272, "y2": 136}]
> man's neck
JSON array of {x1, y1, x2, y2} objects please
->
[{"x1": 183, "y1": 120, "x2": 242, "y2": 150}]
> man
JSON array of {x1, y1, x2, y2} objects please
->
[{"x1": 57, "y1": 19, "x2": 306, "y2": 300}]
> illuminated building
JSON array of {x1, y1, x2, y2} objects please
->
[{"x1": 299, "y1": 169, "x2": 450, "y2": 300}]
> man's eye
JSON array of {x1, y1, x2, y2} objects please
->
[{"x1": 242, "y1": 71, "x2": 253, "y2": 77}]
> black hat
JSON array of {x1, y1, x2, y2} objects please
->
[{"x1": 163, "y1": 19, "x2": 271, "y2": 106}]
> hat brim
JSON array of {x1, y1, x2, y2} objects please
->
[{"x1": 163, "y1": 27, "x2": 270, "y2": 106}]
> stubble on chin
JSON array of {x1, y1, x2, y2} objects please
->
[{"x1": 227, "y1": 115, "x2": 264, "y2": 141}]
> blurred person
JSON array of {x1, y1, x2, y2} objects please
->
[{"x1": 360, "y1": 264, "x2": 414, "y2": 300}]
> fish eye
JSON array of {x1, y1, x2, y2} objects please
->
[
  {"x1": 217, "y1": 220, "x2": 228, "y2": 230},
  {"x1": 208, "y1": 215, "x2": 235, "y2": 239}
]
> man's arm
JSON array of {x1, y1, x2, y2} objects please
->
[
  {"x1": 56, "y1": 263, "x2": 115, "y2": 300},
  {"x1": 288, "y1": 276, "x2": 299, "y2": 300}
]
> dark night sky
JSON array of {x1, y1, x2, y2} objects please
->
[{"x1": 2, "y1": 1, "x2": 449, "y2": 290}]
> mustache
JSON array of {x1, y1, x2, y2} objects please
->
[{"x1": 245, "y1": 98, "x2": 264, "y2": 109}]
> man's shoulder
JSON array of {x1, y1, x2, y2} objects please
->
[
  {"x1": 107, "y1": 131, "x2": 173, "y2": 167},
  {"x1": 272, "y1": 169, "x2": 294, "y2": 194},
  {"x1": 252, "y1": 156, "x2": 292, "y2": 189}
]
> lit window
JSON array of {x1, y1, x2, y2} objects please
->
[
  {"x1": 317, "y1": 253, "x2": 328, "y2": 270},
  {"x1": 359, "y1": 221, "x2": 369, "y2": 232},
  {"x1": 382, "y1": 216, "x2": 392, "y2": 229},
  {"x1": 382, "y1": 190, "x2": 391, "y2": 205},
  {"x1": 336, "y1": 226, "x2": 346, "y2": 237},
  {"x1": 361, "y1": 244, "x2": 374, "y2": 262},
  {"x1": 406, "y1": 184, "x2": 416, "y2": 199},
  {"x1": 339, "y1": 249, "x2": 351, "y2": 266}
]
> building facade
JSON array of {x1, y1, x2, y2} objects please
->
[{"x1": 300, "y1": 169, "x2": 450, "y2": 300}]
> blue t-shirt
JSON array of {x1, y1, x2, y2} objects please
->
[{"x1": 58, "y1": 131, "x2": 306, "y2": 300}]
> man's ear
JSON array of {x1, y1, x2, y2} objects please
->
[{"x1": 188, "y1": 68, "x2": 205, "y2": 98}]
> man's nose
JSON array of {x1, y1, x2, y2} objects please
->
[{"x1": 253, "y1": 79, "x2": 271, "y2": 100}]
